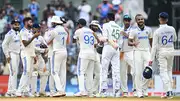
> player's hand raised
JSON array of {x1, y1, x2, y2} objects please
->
[
  {"x1": 34, "y1": 31, "x2": 41, "y2": 38},
  {"x1": 121, "y1": 31, "x2": 129, "y2": 37}
]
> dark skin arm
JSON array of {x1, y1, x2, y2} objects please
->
[
  {"x1": 22, "y1": 31, "x2": 40, "y2": 47},
  {"x1": 128, "y1": 38, "x2": 139, "y2": 47},
  {"x1": 149, "y1": 38, "x2": 152, "y2": 48}
]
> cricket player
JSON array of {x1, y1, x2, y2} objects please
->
[
  {"x1": 128, "y1": 14, "x2": 152, "y2": 98},
  {"x1": 89, "y1": 20, "x2": 102, "y2": 96},
  {"x1": 16, "y1": 17, "x2": 40, "y2": 97},
  {"x1": 2, "y1": 20, "x2": 21, "y2": 97},
  {"x1": 44, "y1": 28, "x2": 56, "y2": 96},
  {"x1": 99, "y1": 13, "x2": 122, "y2": 97},
  {"x1": 31, "y1": 24, "x2": 49, "y2": 96},
  {"x1": 150, "y1": 12, "x2": 177, "y2": 99},
  {"x1": 73, "y1": 19, "x2": 97, "y2": 96},
  {"x1": 120, "y1": 15, "x2": 136, "y2": 97},
  {"x1": 46, "y1": 16, "x2": 69, "y2": 97}
]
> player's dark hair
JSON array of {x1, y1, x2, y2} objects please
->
[
  {"x1": 23, "y1": 17, "x2": 32, "y2": 25},
  {"x1": 135, "y1": 14, "x2": 143, "y2": 21},
  {"x1": 107, "y1": 13, "x2": 115, "y2": 21}
]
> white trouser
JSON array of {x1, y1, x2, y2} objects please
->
[
  {"x1": 48, "y1": 57, "x2": 55, "y2": 93},
  {"x1": 133, "y1": 50, "x2": 150, "y2": 96},
  {"x1": 7, "y1": 52, "x2": 20, "y2": 94},
  {"x1": 51, "y1": 51, "x2": 67, "y2": 92},
  {"x1": 157, "y1": 51, "x2": 173, "y2": 92},
  {"x1": 92, "y1": 61, "x2": 100, "y2": 94},
  {"x1": 120, "y1": 51, "x2": 135, "y2": 93},
  {"x1": 31, "y1": 55, "x2": 49, "y2": 94},
  {"x1": 17, "y1": 54, "x2": 34, "y2": 93},
  {"x1": 77, "y1": 58, "x2": 94, "y2": 93},
  {"x1": 100, "y1": 45, "x2": 120, "y2": 94}
]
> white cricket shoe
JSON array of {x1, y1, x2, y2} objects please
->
[
  {"x1": 123, "y1": 92, "x2": 128, "y2": 97},
  {"x1": 15, "y1": 92, "x2": 22, "y2": 97},
  {"x1": 115, "y1": 91, "x2": 121, "y2": 98},
  {"x1": 133, "y1": 89, "x2": 137, "y2": 97},
  {"x1": 52, "y1": 92, "x2": 66, "y2": 97},
  {"x1": 5, "y1": 93, "x2": 11, "y2": 97},
  {"x1": 74, "y1": 91, "x2": 87, "y2": 97}
]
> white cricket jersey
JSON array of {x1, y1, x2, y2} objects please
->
[
  {"x1": 20, "y1": 27, "x2": 36, "y2": 57},
  {"x1": 34, "y1": 36, "x2": 47, "y2": 55},
  {"x1": 74, "y1": 27, "x2": 96, "y2": 60},
  {"x1": 151, "y1": 24, "x2": 177, "y2": 61},
  {"x1": 129, "y1": 26, "x2": 152, "y2": 51},
  {"x1": 2, "y1": 29, "x2": 21, "y2": 57},
  {"x1": 102, "y1": 21, "x2": 123, "y2": 48},
  {"x1": 47, "y1": 25, "x2": 68, "y2": 52},
  {"x1": 121, "y1": 26, "x2": 134, "y2": 52},
  {"x1": 44, "y1": 28, "x2": 54, "y2": 58}
]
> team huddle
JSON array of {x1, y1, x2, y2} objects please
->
[{"x1": 1, "y1": 11, "x2": 177, "y2": 99}]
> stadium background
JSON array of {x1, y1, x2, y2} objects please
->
[{"x1": 0, "y1": 0, "x2": 180, "y2": 97}]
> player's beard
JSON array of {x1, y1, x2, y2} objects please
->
[
  {"x1": 137, "y1": 22, "x2": 144, "y2": 29},
  {"x1": 13, "y1": 27, "x2": 20, "y2": 31},
  {"x1": 27, "y1": 24, "x2": 32, "y2": 29}
]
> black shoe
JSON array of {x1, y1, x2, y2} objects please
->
[
  {"x1": 139, "y1": 96, "x2": 144, "y2": 98},
  {"x1": 167, "y1": 91, "x2": 173, "y2": 99}
]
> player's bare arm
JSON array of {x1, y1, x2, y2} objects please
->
[
  {"x1": 22, "y1": 31, "x2": 40, "y2": 47},
  {"x1": 128, "y1": 38, "x2": 139, "y2": 47},
  {"x1": 64, "y1": 27, "x2": 70, "y2": 45},
  {"x1": 149, "y1": 38, "x2": 153, "y2": 48},
  {"x1": 121, "y1": 31, "x2": 129, "y2": 37}
]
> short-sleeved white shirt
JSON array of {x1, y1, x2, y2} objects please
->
[
  {"x1": 151, "y1": 24, "x2": 177, "y2": 61},
  {"x1": 121, "y1": 26, "x2": 134, "y2": 52},
  {"x1": 102, "y1": 21, "x2": 123, "y2": 48},
  {"x1": 20, "y1": 27, "x2": 35, "y2": 57},
  {"x1": 74, "y1": 27, "x2": 96, "y2": 60},
  {"x1": 47, "y1": 25, "x2": 68, "y2": 52},
  {"x1": 129, "y1": 26, "x2": 152, "y2": 51}
]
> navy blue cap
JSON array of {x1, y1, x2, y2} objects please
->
[
  {"x1": 11, "y1": 20, "x2": 20, "y2": 24},
  {"x1": 159, "y1": 12, "x2": 169, "y2": 19},
  {"x1": 123, "y1": 15, "x2": 131, "y2": 20},
  {"x1": 77, "y1": 18, "x2": 86, "y2": 26},
  {"x1": 33, "y1": 23, "x2": 41, "y2": 28},
  {"x1": 143, "y1": 66, "x2": 153, "y2": 79}
]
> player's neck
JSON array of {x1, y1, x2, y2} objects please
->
[
  {"x1": 24, "y1": 26, "x2": 31, "y2": 30},
  {"x1": 124, "y1": 25, "x2": 130, "y2": 30},
  {"x1": 138, "y1": 25, "x2": 144, "y2": 31}
]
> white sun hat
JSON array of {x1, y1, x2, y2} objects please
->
[
  {"x1": 51, "y1": 16, "x2": 63, "y2": 24},
  {"x1": 112, "y1": 0, "x2": 121, "y2": 5}
]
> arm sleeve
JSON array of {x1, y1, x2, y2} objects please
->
[
  {"x1": 73, "y1": 29, "x2": 80, "y2": 40},
  {"x1": 2, "y1": 34, "x2": 12, "y2": 58},
  {"x1": 21, "y1": 31, "x2": 28, "y2": 41},
  {"x1": 150, "y1": 31, "x2": 158, "y2": 61},
  {"x1": 102, "y1": 24, "x2": 108, "y2": 39},
  {"x1": 118, "y1": 28, "x2": 124, "y2": 48},
  {"x1": 46, "y1": 30, "x2": 55, "y2": 43},
  {"x1": 173, "y1": 28, "x2": 177, "y2": 42},
  {"x1": 129, "y1": 30, "x2": 135, "y2": 39}
]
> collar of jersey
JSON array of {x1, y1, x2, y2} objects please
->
[
  {"x1": 137, "y1": 26, "x2": 147, "y2": 31},
  {"x1": 109, "y1": 21, "x2": 115, "y2": 24},
  {"x1": 123, "y1": 26, "x2": 132, "y2": 31},
  {"x1": 159, "y1": 24, "x2": 167, "y2": 27},
  {"x1": 23, "y1": 27, "x2": 32, "y2": 32}
]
